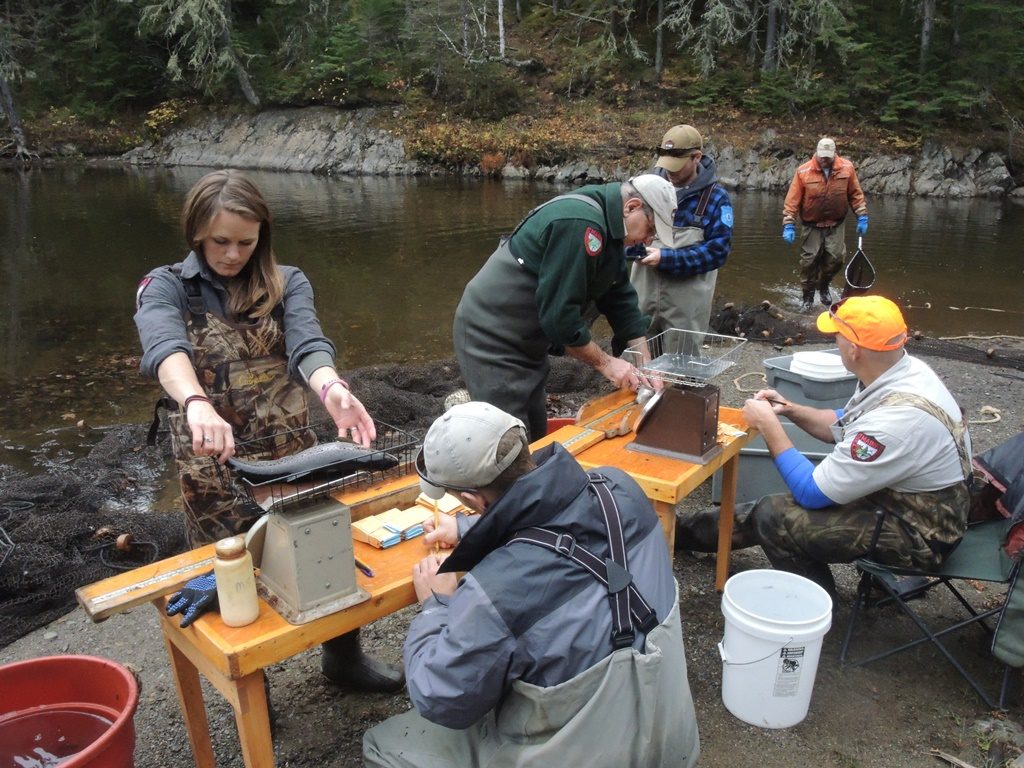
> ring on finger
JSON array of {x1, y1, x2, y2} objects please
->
[{"x1": 203, "y1": 436, "x2": 213, "y2": 443}]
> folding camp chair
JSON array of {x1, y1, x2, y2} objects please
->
[{"x1": 840, "y1": 515, "x2": 1021, "y2": 709}]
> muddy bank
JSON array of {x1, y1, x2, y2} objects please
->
[
  {"x1": 2, "y1": 328, "x2": 1022, "y2": 767},
  {"x1": 2, "y1": 307, "x2": 1022, "y2": 650}
]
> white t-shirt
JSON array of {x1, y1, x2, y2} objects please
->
[{"x1": 813, "y1": 353, "x2": 970, "y2": 504}]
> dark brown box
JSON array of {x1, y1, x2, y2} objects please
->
[{"x1": 631, "y1": 385, "x2": 720, "y2": 460}]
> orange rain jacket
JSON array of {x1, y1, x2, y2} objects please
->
[{"x1": 782, "y1": 155, "x2": 868, "y2": 228}]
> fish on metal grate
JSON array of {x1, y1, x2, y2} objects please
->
[{"x1": 227, "y1": 440, "x2": 399, "y2": 484}]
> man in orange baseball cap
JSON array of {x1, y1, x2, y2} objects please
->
[{"x1": 677, "y1": 295, "x2": 971, "y2": 601}]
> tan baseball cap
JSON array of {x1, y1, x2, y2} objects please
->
[
  {"x1": 628, "y1": 174, "x2": 678, "y2": 246},
  {"x1": 655, "y1": 125, "x2": 703, "y2": 172},
  {"x1": 816, "y1": 137, "x2": 837, "y2": 159}
]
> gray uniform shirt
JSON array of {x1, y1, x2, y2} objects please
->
[
  {"x1": 134, "y1": 251, "x2": 336, "y2": 382},
  {"x1": 814, "y1": 353, "x2": 970, "y2": 503}
]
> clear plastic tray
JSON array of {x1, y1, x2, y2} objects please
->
[{"x1": 623, "y1": 329, "x2": 746, "y2": 387}]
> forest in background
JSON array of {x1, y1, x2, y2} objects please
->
[{"x1": 2, "y1": 0, "x2": 1023, "y2": 165}]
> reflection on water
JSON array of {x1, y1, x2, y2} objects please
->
[{"x1": 1, "y1": 165, "x2": 1022, "y2": 441}]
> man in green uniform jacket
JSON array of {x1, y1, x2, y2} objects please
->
[{"x1": 453, "y1": 175, "x2": 677, "y2": 440}]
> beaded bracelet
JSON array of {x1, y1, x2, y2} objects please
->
[
  {"x1": 319, "y1": 377, "x2": 349, "y2": 405},
  {"x1": 183, "y1": 394, "x2": 212, "y2": 410}
]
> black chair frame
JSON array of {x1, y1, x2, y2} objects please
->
[{"x1": 840, "y1": 511, "x2": 1018, "y2": 709}]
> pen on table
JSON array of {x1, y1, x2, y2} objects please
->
[
  {"x1": 431, "y1": 498, "x2": 440, "y2": 556},
  {"x1": 354, "y1": 557, "x2": 374, "y2": 578}
]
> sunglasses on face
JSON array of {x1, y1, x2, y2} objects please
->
[
  {"x1": 828, "y1": 299, "x2": 861, "y2": 342},
  {"x1": 655, "y1": 147, "x2": 699, "y2": 159}
]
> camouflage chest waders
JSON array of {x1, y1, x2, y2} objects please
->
[{"x1": 167, "y1": 294, "x2": 314, "y2": 547}]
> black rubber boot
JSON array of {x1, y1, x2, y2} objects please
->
[
  {"x1": 321, "y1": 628, "x2": 405, "y2": 693},
  {"x1": 819, "y1": 287, "x2": 834, "y2": 306},
  {"x1": 800, "y1": 290, "x2": 815, "y2": 312},
  {"x1": 675, "y1": 503, "x2": 757, "y2": 553}
]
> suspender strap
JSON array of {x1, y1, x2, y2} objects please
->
[
  {"x1": 147, "y1": 395, "x2": 176, "y2": 446},
  {"x1": 589, "y1": 473, "x2": 634, "y2": 646},
  {"x1": 172, "y1": 264, "x2": 283, "y2": 324},
  {"x1": 507, "y1": 472, "x2": 659, "y2": 649},
  {"x1": 874, "y1": 392, "x2": 972, "y2": 481},
  {"x1": 693, "y1": 184, "x2": 715, "y2": 218},
  {"x1": 509, "y1": 527, "x2": 660, "y2": 647},
  {"x1": 171, "y1": 264, "x2": 208, "y2": 327},
  {"x1": 506, "y1": 193, "x2": 604, "y2": 263}
]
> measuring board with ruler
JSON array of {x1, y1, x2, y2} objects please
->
[{"x1": 76, "y1": 545, "x2": 217, "y2": 622}]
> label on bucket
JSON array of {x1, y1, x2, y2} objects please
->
[{"x1": 772, "y1": 646, "x2": 806, "y2": 697}]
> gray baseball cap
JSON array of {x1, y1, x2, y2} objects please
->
[{"x1": 415, "y1": 402, "x2": 527, "y2": 499}]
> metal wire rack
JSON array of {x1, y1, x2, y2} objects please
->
[
  {"x1": 624, "y1": 329, "x2": 746, "y2": 387},
  {"x1": 235, "y1": 420, "x2": 419, "y2": 514}
]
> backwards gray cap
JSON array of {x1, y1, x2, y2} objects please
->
[{"x1": 415, "y1": 402, "x2": 527, "y2": 499}]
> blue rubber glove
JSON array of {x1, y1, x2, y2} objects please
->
[
  {"x1": 856, "y1": 215, "x2": 868, "y2": 235},
  {"x1": 782, "y1": 223, "x2": 796, "y2": 243},
  {"x1": 166, "y1": 571, "x2": 218, "y2": 628}
]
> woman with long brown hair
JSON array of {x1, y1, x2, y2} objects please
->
[{"x1": 134, "y1": 168, "x2": 403, "y2": 692}]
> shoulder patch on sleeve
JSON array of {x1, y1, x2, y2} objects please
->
[
  {"x1": 583, "y1": 227, "x2": 604, "y2": 257},
  {"x1": 721, "y1": 205, "x2": 734, "y2": 228},
  {"x1": 850, "y1": 432, "x2": 886, "y2": 462},
  {"x1": 135, "y1": 277, "x2": 153, "y2": 310}
]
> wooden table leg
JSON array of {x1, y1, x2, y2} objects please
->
[
  {"x1": 653, "y1": 500, "x2": 676, "y2": 555},
  {"x1": 716, "y1": 454, "x2": 740, "y2": 592},
  {"x1": 233, "y1": 671, "x2": 275, "y2": 768},
  {"x1": 161, "y1": 627, "x2": 217, "y2": 768},
  {"x1": 159, "y1": 606, "x2": 275, "y2": 768}
]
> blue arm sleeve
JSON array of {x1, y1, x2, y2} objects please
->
[{"x1": 773, "y1": 448, "x2": 835, "y2": 509}]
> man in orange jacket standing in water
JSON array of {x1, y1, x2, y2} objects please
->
[{"x1": 782, "y1": 137, "x2": 869, "y2": 311}]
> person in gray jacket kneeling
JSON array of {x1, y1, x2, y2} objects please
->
[{"x1": 363, "y1": 401, "x2": 699, "y2": 768}]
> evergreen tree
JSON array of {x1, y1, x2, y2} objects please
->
[{"x1": 137, "y1": 0, "x2": 260, "y2": 106}]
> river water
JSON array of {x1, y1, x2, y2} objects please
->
[{"x1": 1, "y1": 165, "x2": 1022, "y2": 455}]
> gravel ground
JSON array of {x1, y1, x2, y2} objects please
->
[{"x1": 4, "y1": 332, "x2": 1024, "y2": 767}]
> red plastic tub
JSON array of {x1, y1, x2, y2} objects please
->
[{"x1": 0, "y1": 654, "x2": 138, "y2": 767}]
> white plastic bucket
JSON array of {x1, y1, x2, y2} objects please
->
[{"x1": 718, "y1": 570, "x2": 833, "y2": 728}]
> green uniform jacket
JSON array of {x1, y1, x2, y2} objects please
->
[{"x1": 507, "y1": 182, "x2": 648, "y2": 350}]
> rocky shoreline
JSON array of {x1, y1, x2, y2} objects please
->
[{"x1": 120, "y1": 106, "x2": 1024, "y2": 200}]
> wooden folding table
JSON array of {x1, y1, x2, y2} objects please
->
[
  {"x1": 534, "y1": 391, "x2": 756, "y2": 591},
  {"x1": 77, "y1": 390, "x2": 756, "y2": 767}
]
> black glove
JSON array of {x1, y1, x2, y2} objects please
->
[{"x1": 166, "y1": 571, "x2": 218, "y2": 628}]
